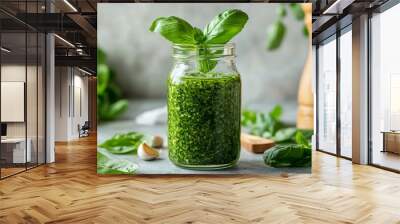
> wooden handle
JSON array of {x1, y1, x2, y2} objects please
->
[{"x1": 240, "y1": 133, "x2": 275, "y2": 154}]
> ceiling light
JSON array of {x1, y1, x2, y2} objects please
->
[
  {"x1": 1, "y1": 47, "x2": 11, "y2": 53},
  {"x1": 54, "y1": 34, "x2": 75, "y2": 48},
  {"x1": 78, "y1": 67, "x2": 92, "y2": 76},
  {"x1": 63, "y1": 0, "x2": 78, "y2": 12},
  {"x1": 323, "y1": 0, "x2": 354, "y2": 15}
]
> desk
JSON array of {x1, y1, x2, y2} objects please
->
[
  {"x1": 381, "y1": 131, "x2": 400, "y2": 154},
  {"x1": 1, "y1": 138, "x2": 31, "y2": 163}
]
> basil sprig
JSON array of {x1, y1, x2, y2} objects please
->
[
  {"x1": 149, "y1": 9, "x2": 248, "y2": 73},
  {"x1": 97, "y1": 151, "x2": 138, "y2": 174},
  {"x1": 99, "y1": 132, "x2": 145, "y2": 154}
]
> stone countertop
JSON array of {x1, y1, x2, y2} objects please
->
[{"x1": 97, "y1": 100, "x2": 309, "y2": 175}]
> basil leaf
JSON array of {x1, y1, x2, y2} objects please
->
[
  {"x1": 303, "y1": 24, "x2": 309, "y2": 37},
  {"x1": 97, "y1": 64, "x2": 110, "y2": 96},
  {"x1": 295, "y1": 131, "x2": 311, "y2": 148},
  {"x1": 241, "y1": 110, "x2": 257, "y2": 126},
  {"x1": 203, "y1": 9, "x2": 248, "y2": 44},
  {"x1": 269, "y1": 105, "x2": 283, "y2": 120},
  {"x1": 263, "y1": 144, "x2": 311, "y2": 168},
  {"x1": 97, "y1": 49, "x2": 128, "y2": 121},
  {"x1": 266, "y1": 20, "x2": 286, "y2": 50},
  {"x1": 149, "y1": 16, "x2": 196, "y2": 44},
  {"x1": 99, "y1": 132, "x2": 144, "y2": 154},
  {"x1": 193, "y1": 27, "x2": 206, "y2": 43},
  {"x1": 289, "y1": 3, "x2": 305, "y2": 21},
  {"x1": 277, "y1": 4, "x2": 287, "y2": 18},
  {"x1": 107, "y1": 100, "x2": 128, "y2": 120},
  {"x1": 97, "y1": 151, "x2": 137, "y2": 174},
  {"x1": 273, "y1": 128, "x2": 297, "y2": 143},
  {"x1": 97, "y1": 48, "x2": 106, "y2": 65}
]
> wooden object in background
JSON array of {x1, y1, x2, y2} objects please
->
[
  {"x1": 240, "y1": 133, "x2": 275, "y2": 154},
  {"x1": 297, "y1": 4, "x2": 314, "y2": 130},
  {"x1": 382, "y1": 131, "x2": 400, "y2": 154}
]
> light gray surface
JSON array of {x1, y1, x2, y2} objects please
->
[
  {"x1": 98, "y1": 3, "x2": 308, "y2": 104},
  {"x1": 98, "y1": 100, "x2": 310, "y2": 175}
]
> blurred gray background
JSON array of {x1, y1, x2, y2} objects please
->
[{"x1": 98, "y1": 3, "x2": 308, "y2": 109}]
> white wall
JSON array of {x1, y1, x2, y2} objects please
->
[{"x1": 55, "y1": 67, "x2": 89, "y2": 141}]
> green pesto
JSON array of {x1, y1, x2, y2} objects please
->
[{"x1": 168, "y1": 72, "x2": 241, "y2": 169}]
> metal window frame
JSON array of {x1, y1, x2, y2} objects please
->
[{"x1": 314, "y1": 18, "x2": 353, "y2": 161}]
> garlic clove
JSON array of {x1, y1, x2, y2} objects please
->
[
  {"x1": 138, "y1": 142, "x2": 159, "y2": 161},
  {"x1": 151, "y1": 135, "x2": 163, "y2": 148}
]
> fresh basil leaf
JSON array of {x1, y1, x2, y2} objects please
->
[
  {"x1": 269, "y1": 105, "x2": 283, "y2": 120},
  {"x1": 303, "y1": 24, "x2": 309, "y2": 37},
  {"x1": 193, "y1": 27, "x2": 206, "y2": 43},
  {"x1": 273, "y1": 128, "x2": 297, "y2": 143},
  {"x1": 241, "y1": 110, "x2": 257, "y2": 126},
  {"x1": 277, "y1": 4, "x2": 287, "y2": 18},
  {"x1": 297, "y1": 129, "x2": 313, "y2": 141},
  {"x1": 289, "y1": 3, "x2": 305, "y2": 21},
  {"x1": 203, "y1": 9, "x2": 248, "y2": 44},
  {"x1": 295, "y1": 131, "x2": 311, "y2": 148},
  {"x1": 263, "y1": 144, "x2": 311, "y2": 168},
  {"x1": 99, "y1": 132, "x2": 144, "y2": 154},
  {"x1": 107, "y1": 99, "x2": 128, "y2": 120},
  {"x1": 97, "y1": 49, "x2": 128, "y2": 122},
  {"x1": 97, "y1": 151, "x2": 137, "y2": 174},
  {"x1": 262, "y1": 131, "x2": 273, "y2": 139},
  {"x1": 97, "y1": 48, "x2": 106, "y2": 65},
  {"x1": 97, "y1": 64, "x2": 110, "y2": 96},
  {"x1": 266, "y1": 20, "x2": 286, "y2": 50},
  {"x1": 107, "y1": 82, "x2": 123, "y2": 101},
  {"x1": 149, "y1": 16, "x2": 196, "y2": 44}
]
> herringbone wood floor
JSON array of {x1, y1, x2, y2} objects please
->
[{"x1": 1, "y1": 135, "x2": 400, "y2": 224}]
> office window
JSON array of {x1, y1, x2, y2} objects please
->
[
  {"x1": 339, "y1": 28, "x2": 352, "y2": 158},
  {"x1": 371, "y1": 3, "x2": 400, "y2": 171},
  {"x1": 317, "y1": 36, "x2": 337, "y2": 154}
]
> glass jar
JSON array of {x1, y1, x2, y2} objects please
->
[{"x1": 167, "y1": 43, "x2": 241, "y2": 170}]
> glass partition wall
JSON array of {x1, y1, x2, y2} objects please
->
[
  {"x1": 0, "y1": 4, "x2": 46, "y2": 179},
  {"x1": 316, "y1": 26, "x2": 352, "y2": 159}
]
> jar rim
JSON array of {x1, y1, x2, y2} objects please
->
[
  {"x1": 172, "y1": 42, "x2": 235, "y2": 49},
  {"x1": 172, "y1": 43, "x2": 235, "y2": 60}
]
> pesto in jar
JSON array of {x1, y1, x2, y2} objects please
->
[{"x1": 168, "y1": 73, "x2": 241, "y2": 169}]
